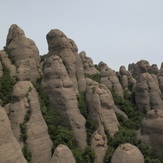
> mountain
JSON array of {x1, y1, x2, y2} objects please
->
[{"x1": 0, "y1": 24, "x2": 163, "y2": 163}]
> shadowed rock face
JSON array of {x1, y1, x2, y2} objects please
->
[
  {"x1": 119, "y1": 65, "x2": 136, "y2": 91},
  {"x1": 42, "y1": 55, "x2": 87, "y2": 150},
  {"x1": 5, "y1": 24, "x2": 40, "y2": 81},
  {"x1": 0, "y1": 107, "x2": 27, "y2": 163},
  {"x1": 140, "y1": 109, "x2": 163, "y2": 161},
  {"x1": 135, "y1": 60, "x2": 163, "y2": 112},
  {"x1": 46, "y1": 29, "x2": 86, "y2": 93},
  {"x1": 98, "y1": 61, "x2": 124, "y2": 98},
  {"x1": 158, "y1": 62, "x2": 163, "y2": 94},
  {"x1": 50, "y1": 144, "x2": 76, "y2": 163},
  {"x1": 111, "y1": 143, "x2": 144, "y2": 163},
  {"x1": 9, "y1": 81, "x2": 52, "y2": 163}
]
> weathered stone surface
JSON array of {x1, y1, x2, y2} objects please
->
[
  {"x1": 111, "y1": 143, "x2": 144, "y2": 163},
  {"x1": 50, "y1": 144, "x2": 76, "y2": 163},
  {"x1": 150, "y1": 64, "x2": 159, "y2": 75},
  {"x1": 0, "y1": 59, "x2": 3, "y2": 77},
  {"x1": 79, "y1": 51, "x2": 100, "y2": 75},
  {"x1": 5, "y1": 24, "x2": 40, "y2": 81},
  {"x1": 0, "y1": 107, "x2": 27, "y2": 163},
  {"x1": 86, "y1": 78, "x2": 119, "y2": 137},
  {"x1": 158, "y1": 63, "x2": 163, "y2": 94},
  {"x1": 42, "y1": 55, "x2": 87, "y2": 150},
  {"x1": 98, "y1": 61, "x2": 124, "y2": 98},
  {"x1": 119, "y1": 65, "x2": 136, "y2": 91},
  {"x1": 9, "y1": 81, "x2": 52, "y2": 163},
  {"x1": 46, "y1": 29, "x2": 86, "y2": 93},
  {"x1": 91, "y1": 131, "x2": 107, "y2": 163},
  {"x1": 135, "y1": 60, "x2": 163, "y2": 112},
  {"x1": 140, "y1": 109, "x2": 163, "y2": 161},
  {"x1": 0, "y1": 50, "x2": 16, "y2": 77}
]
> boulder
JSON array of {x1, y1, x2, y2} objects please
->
[{"x1": 111, "y1": 143, "x2": 144, "y2": 163}]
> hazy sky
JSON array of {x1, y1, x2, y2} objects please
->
[{"x1": 1, "y1": 0, "x2": 163, "y2": 70}]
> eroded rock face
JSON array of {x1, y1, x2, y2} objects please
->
[
  {"x1": 119, "y1": 65, "x2": 136, "y2": 91},
  {"x1": 9, "y1": 81, "x2": 52, "y2": 163},
  {"x1": 111, "y1": 143, "x2": 144, "y2": 163},
  {"x1": 91, "y1": 131, "x2": 107, "y2": 163},
  {"x1": 140, "y1": 109, "x2": 163, "y2": 161},
  {"x1": 158, "y1": 63, "x2": 163, "y2": 94},
  {"x1": 86, "y1": 78, "x2": 119, "y2": 137},
  {"x1": 42, "y1": 55, "x2": 87, "y2": 150},
  {"x1": 86, "y1": 78, "x2": 119, "y2": 162},
  {"x1": 0, "y1": 50, "x2": 16, "y2": 77},
  {"x1": 0, "y1": 107, "x2": 27, "y2": 163},
  {"x1": 135, "y1": 60, "x2": 163, "y2": 112},
  {"x1": 46, "y1": 29, "x2": 86, "y2": 93},
  {"x1": 79, "y1": 51, "x2": 99, "y2": 75},
  {"x1": 98, "y1": 61, "x2": 124, "y2": 98},
  {"x1": 5, "y1": 24, "x2": 40, "y2": 81},
  {"x1": 50, "y1": 144, "x2": 76, "y2": 163}
]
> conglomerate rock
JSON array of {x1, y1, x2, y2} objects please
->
[
  {"x1": 42, "y1": 55, "x2": 87, "y2": 150},
  {"x1": 0, "y1": 107, "x2": 27, "y2": 163},
  {"x1": 50, "y1": 144, "x2": 76, "y2": 163},
  {"x1": 135, "y1": 60, "x2": 163, "y2": 112},
  {"x1": 9, "y1": 81, "x2": 53, "y2": 163},
  {"x1": 111, "y1": 143, "x2": 144, "y2": 163},
  {"x1": 98, "y1": 61, "x2": 124, "y2": 98},
  {"x1": 46, "y1": 29, "x2": 86, "y2": 93},
  {"x1": 140, "y1": 109, "x2": 163, "y2": 161},
  {"x1": 5, "y1": 24, "x2": 40, "y2": 81}
]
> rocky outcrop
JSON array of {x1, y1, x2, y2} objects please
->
[
  {"x1": 158, "y1": 62, "x2": 163, "y2": 94},
  {"x1": 46, "y1": 29, "x2": 86, "y2": 93},
  {"x1": 0, "y1": 59, "x2": 3, "y2": 77},
  {"x1": 111, "y1": 143, "x2": 144, "y2": 163},
  {"x1": 119, "y1": 65, "x2": 136, "y2": 91},
  {"x1": 9, "y1": 81, "x2": 52, "y2": 163},
  {"x1": 91, "y1": 131, "x2": 107, "y2": 163},
  {"x1": 0, "y1": 107, "x2": 27, "y2": 163},
  {"x1": 50, "y1": 144, "x2": 76, "y2": 163},
  {"x1": 0, "y1": 50, "x2": 16, "y2": 77},
  {"x1": 5, "y1": 24, "x2": 40, "y2": 81},
  {"x1": 135, "y1": 60, "x2": 163, "y2": 112},
  {"x1": 42, "y1": 55, "x2": 87, "y2": 150},
  {"x1": 79, "y1": 51, "x2": 100, "y2": 75},
  {"x1": 86, "y1": 78, "x2": 119, "y2": 162},
  {"x1": 98, "y1": 61, "x2": 124, "y2": 98},
  {"x1": 86, "y1": 78, "x2": 119, "y2": 137},
  {"x1": 140, "y1": 109, "x2": 163, "y2": 161}
]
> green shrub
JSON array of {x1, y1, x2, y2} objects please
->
[
  {"x1": 85, "y1": 73, "x2": 100, "y2": 83},
  {"x1": 0, "y1": 62, "x2": 15, "y2": 106}
]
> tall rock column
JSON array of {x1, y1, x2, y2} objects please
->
[
  {"x1": 9, "y1": 81, "x2": 53, "y2": 163},
  {"x1": 42, "y1": 55, "x2": 87, "y2": 150},
  {"x1": 5, "y1": 24, "x2": 40, "y2": 81},
  {"x1": 46, "y1": 29, "x2": 86, "y2": 93},
  {"x1": 135, "y1": 60, "x2": 163, "y2": 112},
  {"x1": 0, "y1": 107, "x2": 27, "y2": 163}
]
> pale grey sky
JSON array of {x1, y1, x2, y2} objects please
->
[{"x1": 1, "y1": 0, "x2": 163, "y2": 70}]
